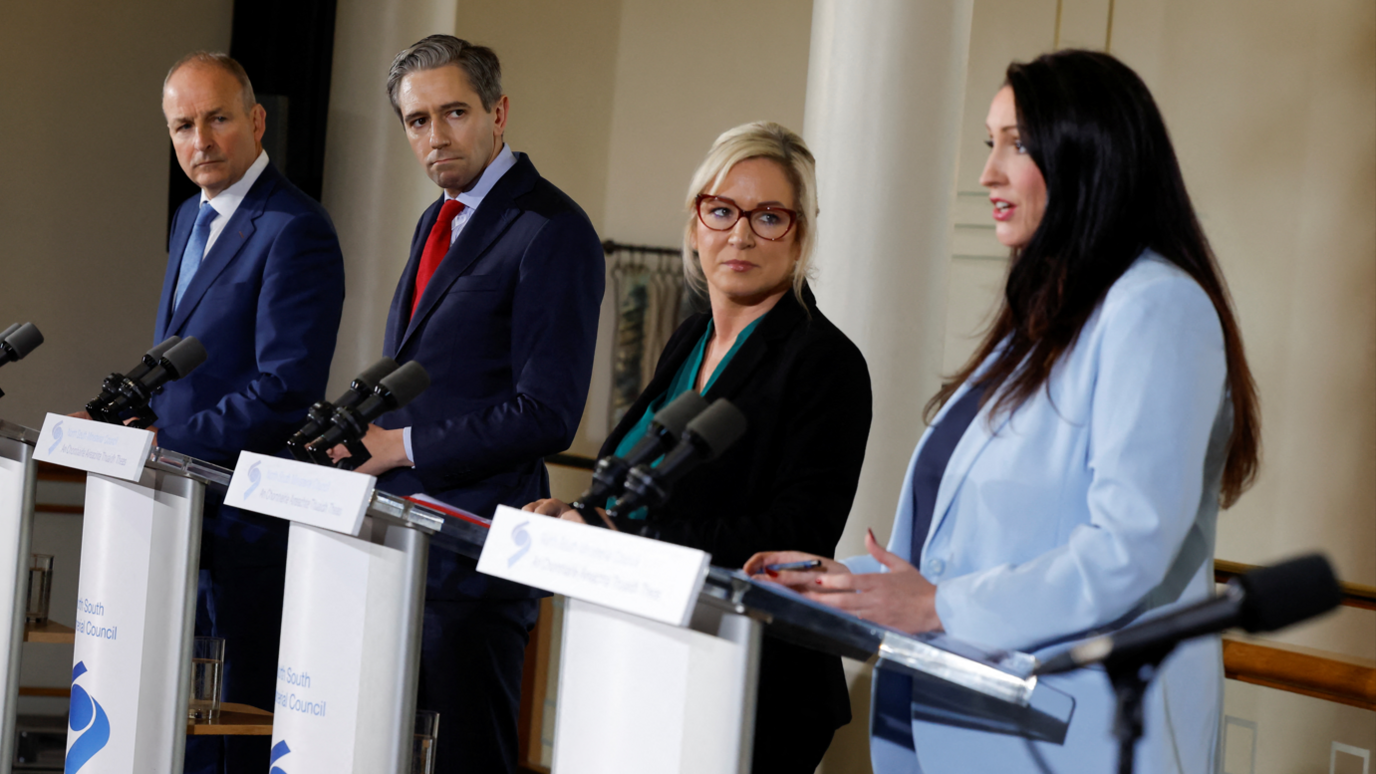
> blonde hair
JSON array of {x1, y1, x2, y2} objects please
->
[{"x1": 682, "y1": 122, "x2": 818, "y2": 305}]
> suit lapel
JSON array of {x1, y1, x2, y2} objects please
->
[
  {"x1": 165, "y1": 166, "x2": 277, "y2": 336},
  {"x1": 398, "y1": 155, "x2": 537, "y2": 354},
  {"x1": 387, "y1": 198, "x2": 441, "y2": 356},
  {"x1": 705, "y1": 287, "x2": 809, "y2": 400},
  {"x1": 922, "y1": 378, "x2": 1011, "y2": 556},
  {"x1": 599, "y1": 313, "x2": 710, "y2": 457},
  {"x1": 157, "y1": 202, "x2": 195, "y2": 341}
]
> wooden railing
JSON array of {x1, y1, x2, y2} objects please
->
[{"x1": 1214, "y1": 559, "x2": 1376, "y2": 710}]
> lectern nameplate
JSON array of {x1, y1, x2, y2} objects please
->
[
  {"x1": 32, "y1": 413, "x2": 152, "y2": 482},
  {"x1": 226, "y1": 451, "x2": 374, "y2": 536},
  {"x1": 478, "y1": 505, "x2": 710, "y2": 627}
]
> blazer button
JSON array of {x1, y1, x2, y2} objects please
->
[{"x1": 926, "y1": 558, "x2": 946, "y2": 577}]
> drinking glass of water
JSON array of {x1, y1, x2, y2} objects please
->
[
  {"x1": 25, "y1": 554, "x2": 53, "y2": 625},
  {"x1": 188, "y1": 636, "x2": 226, "y2": 720},
  {"x1": 413, "y1": 710, "x2": 440, "y2": 774}
]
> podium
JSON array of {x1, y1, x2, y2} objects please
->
[
  {"x1": 473, "y1": 510, "x2": 1073, "y2": 774},
  {"x1": 0, "y1": 421, "x2": 39, "y2": 774},
  {"x1": 553, "y1": 568, "x2": 1071, "y2": 774},
  {"x1": 64, "y1": 445, "x2": 223, "y2": 773},
  {"x1": 30, "y1": 421, "x2": 489, "y2": 774},
  {"x1": 252, "y1": 477, "x2": 489, "y2": 774}
]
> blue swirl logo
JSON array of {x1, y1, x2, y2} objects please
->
[
  {"x1": 243, "y1": 461, "x2": 262, "y2": 501},
  {"x1": 269, "y1": 739, "x2": 291, "y2": 774},
  {"x1": 508, "y1": 520, "x2": 532, "y2": 567},
  {"x1": 47, "y1": 421, "x2": 64, "y2": 455},
  {"x1": 66, "y1": 661, "x2": 110, "y2": 773}
]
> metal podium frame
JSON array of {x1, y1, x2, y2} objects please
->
[
  {"x1": 0, "y1": 420, "x2": 39, "y2": 774},
  {"x1": 267, "y1": 486, "x2": 488, "y2": 774},
  {"x1": 93, "y1": 445, "x2": 217, "y2": 773},
  {"x1": 364, "y1": 492, "x2": 492, "y2": 772},
  {"x1": 351, "y1": 492, "x2": 489, "y2": 773},
  {"x1": 550, "y1": 562, "x2": 1071, "y2": 774}
]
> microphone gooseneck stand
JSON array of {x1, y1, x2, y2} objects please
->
[{"x1": 1105, "y1": 643, "x2": 1176, "y2": 774}]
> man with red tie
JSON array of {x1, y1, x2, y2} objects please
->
[{"x1": 330, "y1": 35, "x2": 604, "y2": 774}]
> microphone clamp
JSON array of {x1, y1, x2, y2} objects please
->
[
  {"x1": 288, "y1": 400, "x2": 339, "y2": 464},
  {"x1": 608, "y1": 465, "x2": 670, "y2": 519}
]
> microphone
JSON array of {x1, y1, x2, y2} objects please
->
[
  {"x1": 575, "y1": 391, "x2": 709, "y2": 508},
  {"x1": 0, "y1": 323, "x2": 44, "y2": 367},
  {"x1": 86, "y1": 336, "x2": 182, "y2": 415},
  {"x1": 89, "y1": 337, "x2": 208, "y2": 425},
  {"x1": 1034, "y1": 554, "x2": 1343, "y2": 676},
  {"x1": 304, "y1": 361, "x2": 430, "y2": 469},
  {"x1": 287, "y1": 357, "x2": 399, "y2": 462},
  {"x1": 607, "y1": 399, "x2": 747, "y2": 518}
]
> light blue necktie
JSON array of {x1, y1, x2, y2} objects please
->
[{"x1": 174, "y1": 201, "x2": 218, "y2": 310}]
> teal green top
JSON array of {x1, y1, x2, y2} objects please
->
[{"x1": 610, "y1": 316, "x2": 763, "y2": 517}]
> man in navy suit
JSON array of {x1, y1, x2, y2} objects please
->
[
  {"x1": 154, "y1": 52, "x2": 345, "y2": 773},
  {"x1": 330, "y1": 35, "x2": 603, "y2": 774}
]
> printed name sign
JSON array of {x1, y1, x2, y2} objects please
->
[
  {"x1": 226, "y1": 452, "x2": 375, "y2": 536},
  {"x1": 477, "y1": 505, "x2": 711, "y2": 627},
  {"x1": 33, "y1": 413, "x2": 153, "y2": 482}
]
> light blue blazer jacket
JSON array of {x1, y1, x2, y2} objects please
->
[{"x1": 850, "y1": 253, "x2": 1231, "y2": 774}]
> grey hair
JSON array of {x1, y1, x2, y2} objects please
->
[
  {"x1": 682, "y1": 121, "x2": 819, "y2": 305},
  {"x1": 387, "y1": 35, "x2": 502, "y2": 119},
  {"x1": 164, "y1": 52, "x2": 257, "y2": 112}
]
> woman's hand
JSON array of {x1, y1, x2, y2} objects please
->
[
  {"x1": 757, "y1": 530, "x2": 944, "y2": 635},
  {"x1": 522, "y1": 498, "x2": 577, "y2": 517}
]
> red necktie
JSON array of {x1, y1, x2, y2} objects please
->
[{"x1": 411, "y1": 199, "x2": 465, "y2": 319}]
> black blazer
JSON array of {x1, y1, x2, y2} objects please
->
[{"x1": 600, "y1": 285, "x2": 872, "y2": 738}]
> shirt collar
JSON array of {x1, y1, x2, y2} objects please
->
[
  {"x1": 444, "y1": 144, "x2": 516, "y2": 209},
  {"x1": 202, "y1": 150, "x2": 269, "y2": 216}
]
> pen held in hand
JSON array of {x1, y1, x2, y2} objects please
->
[{"x1": 764, "y1": 559, "x2": 824, "y2": 572}]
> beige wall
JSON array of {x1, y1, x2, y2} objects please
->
[
  {"x1": 0, "y1": 0, "x2": 233, "y2": 428},
  {"x1": 0, "y1": 0, "x2": 233, "y2": 709}
]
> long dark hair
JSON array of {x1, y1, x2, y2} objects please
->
[{"x1": 927, "y1": 49, "x2": 1260, "y2": 507}]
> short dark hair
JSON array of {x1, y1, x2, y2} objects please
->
[
  {"x1": 386, "y1": 35, "x2": 502, "y2": 119},
  {"x1": 164, "y1": 51, "x2": 257, "y2": 112}
]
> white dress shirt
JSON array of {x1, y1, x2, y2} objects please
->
[
  {"x1": 201, "y1": 150, "x2": 270, "y2": 253},
  {"x1": 402, "y1": 144, "x2": 518, "y2": 464}
]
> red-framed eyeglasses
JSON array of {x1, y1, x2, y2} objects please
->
[{"x1": 695, "y1": 194, "x2": 798, "y2": 241}]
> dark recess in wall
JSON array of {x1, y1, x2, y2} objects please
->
[{"x1": 166, "y1": 0, "x2": 338, "y2": 235}]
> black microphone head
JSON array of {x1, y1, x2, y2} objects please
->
[
  {"x1": 1236, "y1": 554, "x2": 1343, "y2": 633},
  {"x1": 378, "y1": 361, "x2": 430, "y2": 409},
  {"x1": 3, "y1": 322, "x2": 43, "y2": 359},
  {"x1": 160, "y1": 336, "x2": 208, "y2": 379},
  {"x1": 0, "y1": 324, "x2": 20, "y2": 341},
  {"x1": 650, "y1": 391, "x2": 709, "y2": 436},
  {"x1": 332, "y1": 357, "x2": 400, "y2": 405},
  {"x1": 683, "y1": 399, "x2": 748, "y2": 462},
  {"x1": 146, "y1": 336, "x2": 182, "y2": 362},
  {"x1": 356, "y1": 356, "x2": 400, "y2": 389}
]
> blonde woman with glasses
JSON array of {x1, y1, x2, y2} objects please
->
[{"x1": 526, "y1": 121, "x2": 873, "y2": 771}]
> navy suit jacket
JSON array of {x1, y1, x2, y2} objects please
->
[
  {"x1": 152, "y1": 162, "x2": 345, "y2": 566},
  {"x1": 376, "y1": 153, "x2": 604, "y2": 599}
]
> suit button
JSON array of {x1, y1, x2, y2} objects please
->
[{"x1": 927, "y1": 558, "x2": 946, "y2": 577}]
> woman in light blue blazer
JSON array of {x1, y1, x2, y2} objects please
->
[{"x1": 746, "y1": 50, "x2": 1261, "y2": 773}]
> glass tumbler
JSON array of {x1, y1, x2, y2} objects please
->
[{"x1": 188, "y1": 636, "x2": 226, "y2": 720}]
